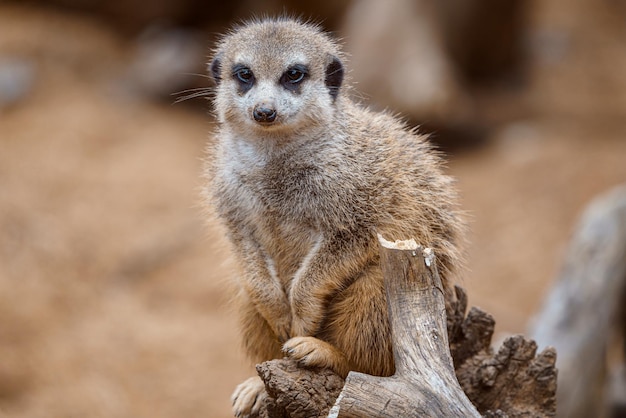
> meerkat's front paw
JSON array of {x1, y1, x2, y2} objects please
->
[
  {"x1": 283, "y1": 336, "x2": 350, "y2": 378},
  {"x1": 231, "y1": 376, "x2": 266, "y2": 418}
]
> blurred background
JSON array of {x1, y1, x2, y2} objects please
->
[{"x1": 1, "y1": 0, "x2": 625, "y2": 416}]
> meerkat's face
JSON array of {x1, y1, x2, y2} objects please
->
[{"x1": 210, "y1": 20, "x2": 344, "y2": 137}]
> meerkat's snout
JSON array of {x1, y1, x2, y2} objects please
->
[{"x1": 253, "y1": 102, "x2": 277, "y2": 124}]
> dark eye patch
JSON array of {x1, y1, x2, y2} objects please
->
[
  {"x1": 232, "y1": 64, "x2": 255, "y2": 93},
  {"x1": 280, "y1": 64, "x2": 309, "y2": 93}
]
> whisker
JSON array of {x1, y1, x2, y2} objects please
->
[
  {"x1": 181, "y1": 72, "x2": 215, "y2": 80},
  {"x1": 172, "y1": 88, "x2": 214, "y2": 104},
  {"x1": 172, "y1": 87, "x2": 213, "y2": 95},
  {"x1": 173, "y1": 93, "x2": 211, "y2": 104}
]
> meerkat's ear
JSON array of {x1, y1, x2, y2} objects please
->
[
  {"x1": 325, "y1": 55, "x2": 344, "y2": 100},
  {"x1": 209, "y1": 54, "x2": 223, "y2": 84}
]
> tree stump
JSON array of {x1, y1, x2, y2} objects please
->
[{"x1": 252, "y1": 237, "x2": 557, "y2": 417}]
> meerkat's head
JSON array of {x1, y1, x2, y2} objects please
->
[{"x1": 210, "y1": 18, "x2": 345, "y2": 137}]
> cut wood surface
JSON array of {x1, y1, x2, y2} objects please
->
[
  {"x1": 253, "y1": 236, "x2": 557, "y2": 417},
  {"x1": 531, "y1": 185, "x2": 626, "y2": 417}
]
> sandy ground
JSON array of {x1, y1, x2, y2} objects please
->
[{"x1": 1, "y1": 3, "x2": 625, "y2": 417}]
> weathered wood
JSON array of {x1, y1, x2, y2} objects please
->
[
  {"x1": 455, "y1": 335, "x2": 557, "y2": 416},
  {"x1": 531, "y1": 185, "x2": 626, "y2": 418},
  {"x1": 253, "y1": 238, "x2": 558, "y2": 417},
  {"x1": 256, "y1": 360, "x2": 344, "y2": 418},
  {"x1": 330, "y1": 236, "x2": 480, "y2": 417},
  {"x1": 447, "y1": 288, "x2": 557, "y2": 417}
]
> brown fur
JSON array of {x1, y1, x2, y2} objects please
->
[{"x1": 204, "y1": 18, "x2": 464, "y2": 417}]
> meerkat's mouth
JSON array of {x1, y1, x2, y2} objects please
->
[
  {"x1": 253, "y1": 119, "x2": 283, "y2": 129},
  {"x1": 254, "y1": 119, "x2": 279, "y2": 127},
  {"x1": 250, "y1": 113, "x2": 289, "y2": 131}
]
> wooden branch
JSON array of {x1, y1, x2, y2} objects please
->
[
  {"x1": 531, "y1": 185, "x2": 626, "y2": 417},
  {"x1": 252, "y1": 238, "x2": 557, "y2": 417},
  {"x1": 256, "y1": 360, "x2": 344, "y2": 418},
  {"x1": 331, "y1": 237, "x2": 480, "y2": 417}
]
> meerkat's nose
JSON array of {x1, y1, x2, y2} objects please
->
[{"x1": 253, "y1": 104, "x2": 277, "y2": 123}]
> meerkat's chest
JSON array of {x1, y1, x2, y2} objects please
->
[
  {"x1": 259, "y1": 219, "x2": 320, "y2": 283},
  {"x1": 224, "y1": 147, "x2": 331, "y2": 215},
  {"x1": 217, "y1": 149, "x2": 329, "y2": 280}
]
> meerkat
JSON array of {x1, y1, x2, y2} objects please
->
[{"x1": 205, "y1": 18, "x2": 464, "y2": 417}]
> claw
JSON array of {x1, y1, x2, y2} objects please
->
[
  {"x1": 231, "y1": 376, "x2": 266, "y2": 418},
  {"x1": 282, "y1": 336, "x2": 350, "y2": 378}
]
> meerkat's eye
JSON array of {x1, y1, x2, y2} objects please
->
[
  {"x1": 285, "y1": 68, "x2": 306, "y2": 83},
  {"x1": 232, "y1": 65, "x2": 254, "y2": 84},
  {"x1": 232, "y1": 65, "x2": 255, "y2": 94},
  {"x1": 280, "y1": 65, "x2": 309, "y2": 92}
]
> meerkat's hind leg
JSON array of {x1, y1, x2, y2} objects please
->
[
  {"x1": 231, "y1": 376, "x2": 266, "y2": 418},
  {"x1": 282, "y1": 336, "x2": 351, "y2": 378}
]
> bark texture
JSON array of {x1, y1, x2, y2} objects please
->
[{"x1": 252, "y1": 238, "x2": 557, "y2": 417}]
